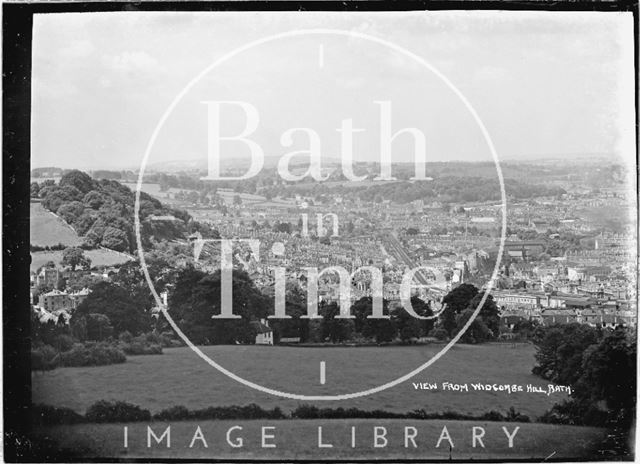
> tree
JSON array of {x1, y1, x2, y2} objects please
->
[
  {"x1": 397, "y1": 296, "x2": 435, "y2": 339},
  {"x1": 57, "y1": 201, "x2": 85, "y2": 225},
  {"x1": 62, "y1": 247, "x2": 91, "y2": 271},
  {"x1": 363, "y1": 317, "x2": 397, "y2": 343},
  {"x1": 512, "y1": 319, "x2": 539, "y2": 340},
  {"x1": 169, "y1": 267, "x2": 270, "y2": 345},
  {"x1": 440, "y1": 283, "x2": 478, "y2": 336},
  {"x1": 85, "y1": 313, "x2": 114, "y2": 341},
  {"x1": 83, "y1": 190, "x2": 106, "y2": 210},
  {"x1": 351, "y1": 297, "x2": 375, "y2": 334},
  {"x1": 267, "y1": 282, "x2": 310, "y2": 342},
  {"x1": 59, "y1": 170, "x2": 96, "y2": 195},
  {"x1": 233, "y1": 194, "x2": 242, "y2": 206},
  {"x1": 469, "y1": 291, "x2": 500, "y2": 338},
  {"x1": 41, "y1": 185, "x2": 83, "y2": 212},
  {"x1": 354, "y1": 298, "x2": 396, "y2": 343},
  {"x1": 66, "y1": 274, "x2": 104, "y2": 292},
  {"x1": 579, "y1": 328, "x2": 636, "y2": 414},
  {"x1": 75, "y1": 211, "x2": 97, "y2": 236},
  {"x1": 453, "y1": 308, "x2": 492, "y2": 343},
  {"x1": 534, "y1": 325, "x2": 636, "y2": 446},
  {"x1": 30, "y1": 182, "x2": 40, "y2": 198},
  {"x1": 59, "y1": 185, "x2": 85, "y2": 202},
  {"x1": 532, "y1": 323, "x2": 600, "y2": 385},
  {"x1": 392, "y1": 305, "x2": 422, "y2": 342},
  {"x1": 74, "y1": 281, "x2": 153, "y2": 336},
  {"x1": 319, "y1": 302, "x2": 354, "y2": 343},
  {"x1": 101, "y1": 226, "x2": 129, "y2": 252}
]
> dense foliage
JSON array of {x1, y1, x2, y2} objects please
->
[
  {"x1": 169, "y1": 267, "x2": 271, "y2": 344},
  {"x1": 32, "y1": 401, "x2": 530, "y2": 425},
  {"x1": 439, "y1": 283, "x2": 499, "y2": 342},
  {"x1": 533, "y1": 324, "x2": 636, "y2": 451},
  {"x1": 34, "y1": 170, "x2": 192, "y2": 253}
]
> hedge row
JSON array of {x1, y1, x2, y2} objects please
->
[
  {"x1": 31, "y1": 335, "x2": 170, "y2": 371},
  {"x1": 30, "y1": 243, "x2": 96, "y2": 252},
  {"x1": 291, "y1": 405, "x2": 530, "y2": 422},
  {"x1": 31, "y1": 342, "x2": 126, "y2": 370},
  {"x1": 32, "y1": 401, "x2": 531, "y2": 426}
]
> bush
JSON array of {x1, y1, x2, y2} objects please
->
[
  {"x1": 118, "y1": 333, "x2": 163, "y2": 355},
  {"x1": 505, "y1": 405, "x2": 530, "y2": 422},
  {"x1": 145, "y1": 332, "x2": 176, "y2": 348},
  {"x1": 429, "y1": 328, "x2": 449, "y2": 341},
  {"x1": 120, "y1": 341, "x2": 163, "y2": 355},
  {"x1": 32, "y1": 400, "x2": 532, "y2": 425},
  {"x1": 31, "y1": 345, "x2": 59, "y2": 371},
  {"x1": 85, "y1": 401, "x2": 151, "y2": 423},
  {"x1": 54, "y1": 334, "x2": 76, "y2": 352},
  {"x1": 291, "y1": 405, "x2": 403, "y2": 419},
  {"x1": 58, "y1": 342, "x2": 126, "y2": 367},
  {"x1": 153, "y1": 405, "x2": 192, "y2": 421},
  {"x1": 32, "y1": 404, "x2": 84, "y2": 426},
  {"x1": 290, "y1": 405, "x2": 530, "y2": 422},
  {"x1": 189, "y1": 404, "x2": 286, "y2": 421},
  {"x1": 118, "y1": 331, "x2": 133, "y2": 343},
  {"x1": 538, "y1": 399, "x2": 608, "y2": 427}
]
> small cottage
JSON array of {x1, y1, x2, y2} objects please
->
[{"x1": 251, "y1": 319, "x2": 273, "y2": 345}]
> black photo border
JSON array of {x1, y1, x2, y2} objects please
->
[{"x1": 3, "y1": 1, "x2": 638, "y2": 461}]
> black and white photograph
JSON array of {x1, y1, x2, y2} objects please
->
[{"x1": 3, "y1": 3, "x2": 638, "y2": 462}]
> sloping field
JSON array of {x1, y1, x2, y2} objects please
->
[
  {"x1": 30, "y1": 201, "x2": 82, "y2": 247},
  {"x1": 30, "y1": 248, "x2": 133, "y2": 272},
  {"x1": 33, "y1": 344, "x2": 569, "y2": 419}
]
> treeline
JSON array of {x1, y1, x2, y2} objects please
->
[
  {"x1": 169, "y1": 267, "x2": 501, "y2": 345},
  {"x1": 30, "y1": 242, "x2": 96, "y2": 252},
  {"x1": 31, "y1": 170, "x2": 195, "y2": 253},
  {"x1": 31, "y1": 312, "x2": 176, "y2": 371},
  {"x1": 146, "y1": 169, "x2": 565, "y2": 205},
  {"x1": 263, "y1": 176, "x2": 565, "y2": 205},
  {"x1": 168, "y1": 266, "x2": 439, "y2": 345}
]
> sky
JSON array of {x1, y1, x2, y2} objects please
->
[{"x1": 31, "y1": 11, "x2": 636, "y2": 171}]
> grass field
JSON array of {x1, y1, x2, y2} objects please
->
[
  {"x1": 30, "y1": 248, "x2": 133, "y2": 272},
  {"x1": 30, "y1": 201, "x2": 82, "y2": 247},
  {"x1": 32, "y1": 344, "x2": 569, "y2": 419},
  {"x1": 36, "y1": 419, "x2": 607, "y2": 460}
]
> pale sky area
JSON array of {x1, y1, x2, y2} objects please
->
[{"x1": 31, "y1": 11, "x2": 636, "y2": 170}]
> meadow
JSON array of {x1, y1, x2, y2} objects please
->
[
  {"x1": 30, "y1": 248, "x2": 133, "y2": 273},
  {"x1": 32, "y1": 343, "x2": 569, "y2": 419},
  {"x1": 30, "y1": 200, "x2": 133, "y2": 271},
  {"x1": 36, "y1": 419, "x2": 607, "y2": 461},
  {"x1": 30, "y1": 201, "x2": 83, "y2": 247}
]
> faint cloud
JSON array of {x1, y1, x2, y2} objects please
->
[
  {"x1": 474, "y1": 65, "x2": 509, "y2": 82},
  {"x1": 335, "y1": 76, "x2": 365, "y2": 89},
  {"x1": 60, "y1": 40, "x2": 95, "y2": 59},
  {"x1": 99, "y1": 76, "x2": 112, "y2": 88},
  {"x1": 102, "y1": 51, "x2": 164, "y2": 76},
  {"x1": 33, "y1": 76, "x2": 78, "y2": 99}
]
